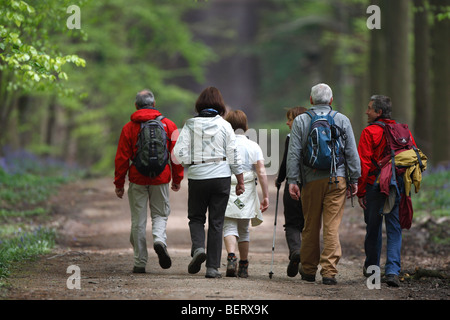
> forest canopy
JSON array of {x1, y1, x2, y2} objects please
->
[{"x1": 0, "y1": 0, "x2": 449, "y2": 173}]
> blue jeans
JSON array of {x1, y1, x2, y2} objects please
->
[{"x1": 363, "y1": 183, "x2": 402, "y2": 275}]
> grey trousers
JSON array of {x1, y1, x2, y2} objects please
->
[{"x1": 128, "y1": 183, "x2": 170, "y2": 268}]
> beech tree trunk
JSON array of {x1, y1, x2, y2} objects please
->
[
  {"x1": 430, "y1": 0, "x2": 450, "y2": 165},
  {"x1": 413, "y1": 0, "x2": 432, "y2": 157},
  {"x1": 384, "y1": 0, "x2": 413, "y2": 125}
]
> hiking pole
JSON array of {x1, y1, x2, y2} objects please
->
[{"x1": 269, "y1": 184, "x2": 280, "y2": 279}]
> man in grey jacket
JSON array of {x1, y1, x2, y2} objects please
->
[{"x1": 287, "y1": 83, "x2": 360, "y2": 285}]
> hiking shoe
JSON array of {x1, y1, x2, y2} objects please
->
[
  {"x1": 226, "y1": 254, "x2": 238, "y2": 277},
  {"x1": 287, "y1": 251, "x2": 300, "y2": 277},
  {"x1": 322, "y1": 276, "x2": 337, "y2": 285},
  {"x1": 238, "y1": 260, "x2": 249, "y2": 278},
  {"x1": 385, "y1": 274, "x2": 400, "y2": 287},
  {"x1": 363, "y1": 266, "x2": 370, "y2": 277},
  {"x1": 132, "y1": 266, "x2": 145, "y2": 273},
  {"x1": 299, "y1": 265, "x2": 316, "y2": 282},
  {"x1": 188, "y1": 248, "x2": 206, "y2": 274},
  {"x1": 205, "y1": 267, "x2": 222, "y2": 278},
  {"x1": 154, "y1": 241, "x2": 171, "y2": 269}
]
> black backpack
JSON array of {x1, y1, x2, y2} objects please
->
[{"x1": 132, "y1": 115, "x2": 170, "y2": 178}]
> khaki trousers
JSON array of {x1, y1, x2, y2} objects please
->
[
  {"x1": 300, "y1": 177, "x2": 346, "y2": 278},
  {"x1": 128, "y1": 183, "x2": 170, "y2": 268}
]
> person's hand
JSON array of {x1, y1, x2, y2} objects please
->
[
  {"x1": 347, "y1": 183, "x2": 358, "y2": 199},
  {"x1": 275, "y1": 180, "x2": 281, "y2": 189},
  {"x1": 115, "y1": 188, "x2": 124, "y2": 199},
  {"x1": 289, "y1": 184, "x2": 300, "y2": 201},
  {"x1": 358, "y1": 196, "x2": 367, "y2": 210},
  {"x1": 260, "y1": 197, "x2": 269, "y2": 213},
  {"x1": 171, "y1": 183, "x2": 181, "y2": 192},
  {"x1": 236, "y1": 182, "x2": 245, "y2": 196}
]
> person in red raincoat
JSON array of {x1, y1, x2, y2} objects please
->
[
  {"x1": 114, "y1": 89, "x2": 184, "y2": 274},
  {"x1": 357, "y1": 95, "x2": 416, "y2": 288}
]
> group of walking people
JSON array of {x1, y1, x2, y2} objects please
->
[{"x1": 114, "y1": 83, "x2": 416, "y2": 287}]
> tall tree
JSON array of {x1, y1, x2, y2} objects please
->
[
  {"x1": 369, "y1": 0, "x2": 386, "y2": 96},
  {"x1": 384, "y1": 0, "x2": 413, "y2": 125},
  {"x1": 55, "y1": 0, "x2": 215, "y2": 170},
  {"x1": 0, "y1": 0, "x2": 86, "y2": 152},
  {"x1": 413, "y1": 0, "x2": 432, "y2": 157},
  {"x1": 430, "y1": 0, "x2": 450, "y2": 164},
  {"x1": 194, "y1": 0, "x2": 260, "y2": 121}
]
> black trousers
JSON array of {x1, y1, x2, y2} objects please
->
[
  {"x1": 282, "y1": 182, "x2": 305, "y2": 258},
  {"x1": 188, "y1": 177, "x2": 231, "y2": 268}
]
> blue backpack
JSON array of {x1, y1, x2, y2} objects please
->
[{"x1": 302, "y1": 109, "x2": 345, "y2": 172}]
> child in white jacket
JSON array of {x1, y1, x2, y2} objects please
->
[{"x1": 223, "y1": 110, "x2": 269, "y2": 278}]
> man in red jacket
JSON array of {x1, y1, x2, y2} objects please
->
[
  {"x1": 357, "y1": 95, "x2": 416, "y2": 287},
  {"x1": 114, "y1": 89, "x2": 184, "y2": 273}
]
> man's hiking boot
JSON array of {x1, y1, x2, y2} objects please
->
[
  {"x1": 226, "y1": 253, "x2": 238, "y2": 277},
  {"x1": 363, "y1": 266, "x2": 370, "y2": 277},
  {"x1": 154, "y1": 241, "x2": 171, "y2": 269},
  {"x1": 132, "y1": 266, "x2": 145, "y2": 273},
  {"x1": 299, "y1": 265, "x2": 315, "y2": 282},
  {"x1": 385, "y1": 274, "x2": 400, "y2": 287},
  {"x1": 322, "y1": 276, "x2": 337, "y2": 285},
  {"x1": 188, "y1": 248, "x2": 206, "y2": 274},
  {"x1": 287, "y1": 251, "x2": 300, "y2": 277},
  {"x1": 205, "y1": 267, "x2": 222, "y2": 278},
  {"x1": 238, "y1": 260, "x2": 249, "y2": 278}
]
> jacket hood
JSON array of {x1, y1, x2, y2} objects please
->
[
  {"x1": 184, "y1": 115, "x2": 225, "y2": 136},
  {"x1": 130, "y1": 108, "x2": 162, "y2": 123}
]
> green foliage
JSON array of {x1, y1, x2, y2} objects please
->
[
  {"x1": 0, "y1": 207, "x2": 47, "y2": 218},
  {"x1": 255, "y1": 0, "x2": 371, "y2": 119},
  {"x1": 0, "y1": 226, "x2": 55, "y2": 280},
  {"x1": 0, "y1": 160, "x2": 78, "y2": 212},
  {"x1": 56, "y1": 0, "x2": 215, "y2": 172},
  {"x1": 256, "y1": 1, "x2": 332, "y2": 117},
  {"x1": 0, "y1": 152, "x2": 79, "y2": 283},
  {"x1": 412, "y1": 167, "x2": 450, "y2": 219},
  {"x1": 0, "y1": 0, "x2": 86, "y2": 93},
  {"x1": 0, "y1": 173, "x2": 66, "y2": 208}
]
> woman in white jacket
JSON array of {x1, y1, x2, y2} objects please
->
[
  {"x1": 173, "y1": 87, "x2": 245, "y2": 278},
  {"x1": 223, "y1": 110, "x2": 269, "y2": 278}
]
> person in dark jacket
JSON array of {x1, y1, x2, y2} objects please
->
[
  {"x1": 114, "y1": 89, "x2": 184, "y2": 274},
  {"x1": 275, "y1": 106, "x2": 307, "y2": 277}
]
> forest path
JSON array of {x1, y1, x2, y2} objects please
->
[{"x1": 3, "y1": 176, "x2": 449, "y2": 302}]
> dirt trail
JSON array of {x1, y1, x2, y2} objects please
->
[{"x1": 2, "y1": 176, "x2": 449, "y2": 303}]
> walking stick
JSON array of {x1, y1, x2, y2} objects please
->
[{"x1": 269, "y1": 184, "x2": 280, "y2": 279}]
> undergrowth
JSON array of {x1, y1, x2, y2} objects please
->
[{"x1": 0, "y1": 148, "x2": 85, "y2": 286}]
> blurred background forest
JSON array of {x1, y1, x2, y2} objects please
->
[{"x1": 1, "y1": 0, "x2": 449, "y2": 174}]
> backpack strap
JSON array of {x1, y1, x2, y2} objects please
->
[
  {"x1": 330, "y1": 110, "x2": 339, "y2": 118},
  {"x1": 305, "y1": 110, "x2": 316, "y2": 119},
  {"x1": 371, "y1": 120, "x2": 399, "y2": 182},
  {"x1": 370, "y1": 120, "x2": 385, "y2": 128},
  {"x1": 306, "y1": 109, "x2": 338, "y2": 118},
  {"x1": 369, "y1": 120, "x2": 387, "y2": 150},
  {"x1": 155, "y1": 115, "x2": 170, "y2": 143},
  {"x1": 366, "y1": 121, "x2": 387, "y2": 177}
]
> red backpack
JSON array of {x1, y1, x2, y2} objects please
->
[
  {"x1": 371, "y1": 121, "x2": 424, "y2": 181},
  {"x1": 371, "y1": 121, "x2": 426, "y2": 229}
]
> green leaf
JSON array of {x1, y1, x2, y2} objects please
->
[{"x1": 58, "y1": 72, "x2": 68, "y2": 80}]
